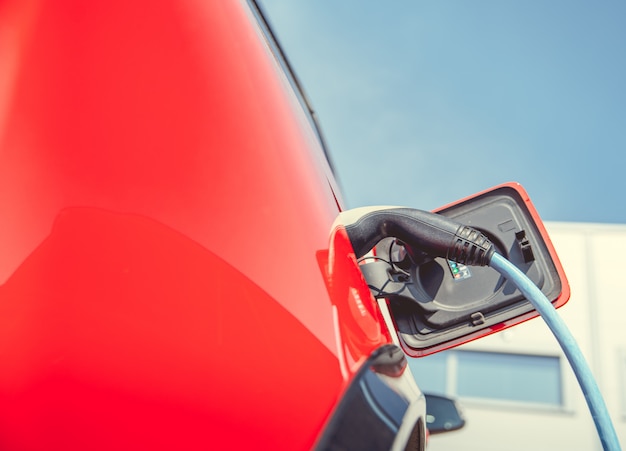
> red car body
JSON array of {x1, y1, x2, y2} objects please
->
[
  {"x1": 3, "y1": 0, "x2": 574, "y2": 447},
  {"x1": 0, "y1": 0, "x2": 426, "y2": 449}
]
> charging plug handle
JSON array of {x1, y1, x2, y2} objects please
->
[{"x1": 345, "y1": 208, "x2": 495, "y2": 266}]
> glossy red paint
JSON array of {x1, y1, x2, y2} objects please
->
[{"x1": 0, "y1": 0, "x2": 390, "y2": 449}]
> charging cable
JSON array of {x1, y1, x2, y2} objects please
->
[
  {"x1": 489, "y1": 253, "x2": 621, "y2": 451},
  {"x1": 343, "y1": 207, "x2": 621, "y2": 450}
]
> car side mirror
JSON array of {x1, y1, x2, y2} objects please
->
[{"x1": 424, "y1": 393, "x2": 465, "y2": 435}]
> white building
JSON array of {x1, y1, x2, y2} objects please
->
[{"x1": 409, "y1": 222, "x2": 626, "y2": 451}]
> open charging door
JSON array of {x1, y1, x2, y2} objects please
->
[{"x1": 361, "y1": 183, "x2": 570, "y2": 357}]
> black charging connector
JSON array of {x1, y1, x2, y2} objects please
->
[{"x1": 344, "y1": 208, "x2": 495, "y2": 266}]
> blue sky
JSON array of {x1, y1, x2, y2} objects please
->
[{"x1": 259, "y1": 1, "x2": 626, "y2": 224}]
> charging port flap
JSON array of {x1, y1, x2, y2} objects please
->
[{"x1": 362, "y1": 183, "x2": 569, "y2": 357}]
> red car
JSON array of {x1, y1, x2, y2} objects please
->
[{"x1": 0, "y1": 1, "x2": 566, "y2": 449}]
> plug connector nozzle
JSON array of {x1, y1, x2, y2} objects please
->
[{"x1": 344, "y1": 208, "x2": 494, "y2": 266}]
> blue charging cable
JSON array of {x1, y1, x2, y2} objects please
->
[
  {"x1": 341, "y1": 207, "x2": 621, "y2": 449},
  {"x1": 490, "y1": 252, "x2": 621, "y2": 451}
]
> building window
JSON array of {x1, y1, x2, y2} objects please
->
[
  {"x1": 407, "y1": 350, "x2": 448, "y2": 395},
  {"x1": 408, "y1": 350, "x2": 563, "y2": 408}
]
